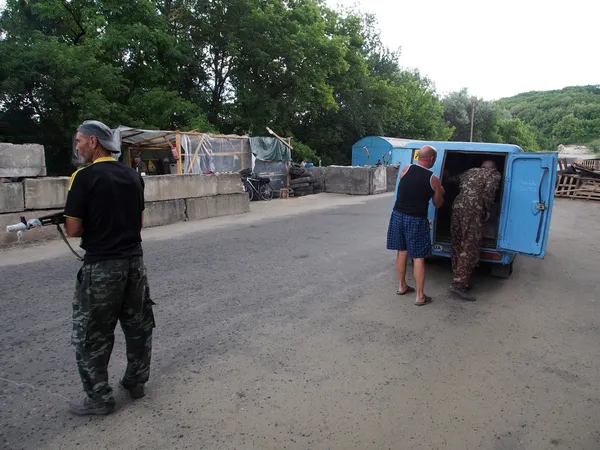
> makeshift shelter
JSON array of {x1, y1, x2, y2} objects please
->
[
  {"x1": 72, "y1": 126, "x2": 293, "y2": 188},
  {"x1": 116, "y1": 127, "x2": 253, "y2": 175},
  {"x1": 248, "y1": 136, "x2": 292, "y2": 190}
]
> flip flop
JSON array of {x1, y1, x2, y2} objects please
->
[
  {"x1": 397, "y1": 286, "x2": 416, "y2": 295},
  {"x1": 414, "y1": 296, "x2": 433, "y2": 306}
]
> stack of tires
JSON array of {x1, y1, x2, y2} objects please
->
[{"x1": 288, "y1": 165, "x2": 321, "y2": 197}]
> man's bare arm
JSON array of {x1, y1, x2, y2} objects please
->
[
  {"x1": 65, "y1": 217, "x2": 84, "y2": 237},
  {"x1": 431, "y1": 175, "x2": 445, "y2": 208}
]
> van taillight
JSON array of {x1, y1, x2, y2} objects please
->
[{"x1": 480, "y1": 251, "x2": 501, "y2": 260}]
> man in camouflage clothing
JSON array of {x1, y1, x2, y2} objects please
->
[
  {"x1": 64, "y1": 120, "x2": 156, "y2": 415},
  {"x1": 445, "y1": 160, "x2": 501, "y2": 300}
]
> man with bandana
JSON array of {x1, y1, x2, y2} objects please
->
[{"x1": 64, "y1": 120, "x2": 156, "y2": 415}]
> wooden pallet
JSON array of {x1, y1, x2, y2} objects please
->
[
  {"x1": 574, "y1": 158, "x2": 600, "y2": 171},
  {"x1": 558, "y1": 158, "x2": 569, "y2": 172},
  {"x1": 555, "y1": 174, "x2": 600, "y2": 201}
]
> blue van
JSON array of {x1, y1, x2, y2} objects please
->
[{"x1": 370, "y1": 139, "x2": 558, "y2": 278}]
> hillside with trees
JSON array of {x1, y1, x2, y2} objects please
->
[{"x1": 495, "y1": 85, "x2": 600, "y2": 152}]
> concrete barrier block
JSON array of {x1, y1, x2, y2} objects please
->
[
  {"x1": 216, "y1": 173, "x2": 243, "y2": 195},
  {"x1": 0, "y1": 209, "x2": 62, "y2": 246},
  {"x1": 186, "y1": 194, "x2": 249, "y2": 221},
  {"x1": 24, "y1": 177, "x2": 70, "y2": 210},
  {"x1": 144, "y1": 174, "x2": 218, "y2": 202},
  {"x1": 143, "y1": 199, "x2": 186, "y2": 228},
  {"x1": 186, "y1": 196, "x2": 217, "y2": 221},
  {"x1": 323, "y1": 166, "x2": 381, "y2": 195},
  {"x1": 372, "y1": 166, "x2": 387, "y2": 194},
  {"x1": 215, "y1": 193, "x2": 250, "y2": 217},
  {"x1": 0, "y1": 143, "x2": 47, "y2": 178},
  {"x1": 0, "y1": 182, "x2": 25, "y2": 213},
  {"x1": 386, "y1": 166, "x2": 399, "y2": 192}
]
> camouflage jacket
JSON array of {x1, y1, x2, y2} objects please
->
[{"x1": 448, "y1": 167, "x2": 501, "y2": 213}]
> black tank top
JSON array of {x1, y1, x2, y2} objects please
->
[{"x1": 393, "y1": 164, "x2": 435, "y2": 218}]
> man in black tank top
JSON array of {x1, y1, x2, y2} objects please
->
[{"x1": 386, "y1": 145, "x2": 445, "y2": 306}]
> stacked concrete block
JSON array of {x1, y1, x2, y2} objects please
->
[
  {"x1": 324, "y1": 166, "x2": 387, "y2": 195},
  {"x1": 386, "y1": 166, "x2": 399, "y2": 192},
  {"x1": 0, "y1": 143, "x2": 46, "y2": 178},
  {"x1": 143, "y1": 199, "x2": 186, "y2": 228},
  {"x1": 24, "y1": 177, "x2": 70, "y2": 210},
  {"x1": 0, "y1": 183, "x2": 25, "y2": 213},
  {"x1": 216, "y1": 173, "x2": 243, "y2": 195},
  {"x1": 186, "y1": 194, "x2": 249, "y2": 221},
  {"x1": 372, "y1": 166, "x2": 387, "y2": 194},
  {"x1": 144, "y1": 174, "x2": 218, "y2": 202}
]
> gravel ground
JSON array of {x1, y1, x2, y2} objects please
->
[{"x1": 0, "y1": 194, "x2": 599, "y2": 450}]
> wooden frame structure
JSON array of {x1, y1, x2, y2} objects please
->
[
  {"x1": 119, "y1": 128, "x2": 293, "y2": 176},
  {"x1": 555, "y1": 158, "x2": 600, "y2": 202},
  {"x1": 121, "y1": 130, "x2": 251, "y2": 175}
]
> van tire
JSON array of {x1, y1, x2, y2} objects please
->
[{"x1": 490, "y1": 262, "x2": 513, "y2": 279}]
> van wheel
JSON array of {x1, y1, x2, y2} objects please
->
[{"x1": 490, "y1": 262, "x2": 513, "y2": 279}]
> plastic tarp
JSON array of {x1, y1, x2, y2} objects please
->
[
  {"x1": 249, "y1": 137, "x2": 291, "y2": 162},
  {"x1": 180, "y1": 134, "x2": 252, "y2": 174},
  {"x1": 71, "y1": 126, "x2": 290, "y2": 181}
]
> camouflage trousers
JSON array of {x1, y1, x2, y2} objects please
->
[
  {"x1": 450, "y1": 208, "x2": 484, "y2": 288},
  {"x1": 71, "y1": 256, "x2": 156, "y2": 405}
]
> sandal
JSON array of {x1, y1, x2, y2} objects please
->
[
  {"x1": 414, "y1": 296, "x2": 433, "y2": 306},
  {"x1": 397, "y1": 286, "x2": 415, "y2": 295}
]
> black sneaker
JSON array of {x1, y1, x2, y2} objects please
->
[
  {"x1": 120, "y1": 379, "x2": 145, "y2": 399},
  {"x1": 68, "y1": 397, "x2": 115, "y2": 416}
]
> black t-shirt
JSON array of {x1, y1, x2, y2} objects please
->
[
  {"x1": 393, "y1": 164, "x2": 435, "y2": 218},
  {"x1": 64, "y1": 156, "x2": 145, "y2": 264}
]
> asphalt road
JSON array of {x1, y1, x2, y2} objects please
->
[{"x1": 1, "y1": 195, "x2": 599, "y2": 450}]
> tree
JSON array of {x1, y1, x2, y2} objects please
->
[
  {"x1": 497, "y1": 118, "x2": 540, "y2": 151},
  {"x1": 442, "y1": 89, "x2": 500, "y2": 143}
]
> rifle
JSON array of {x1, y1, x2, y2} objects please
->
[{"x1": 6, "y1": 212, "x2": 83, "y2": 261}]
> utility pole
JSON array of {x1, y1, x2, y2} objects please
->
[{"x1": 470, "y1": 101, "x2": 476, "y2": 142}]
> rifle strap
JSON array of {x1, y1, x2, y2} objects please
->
[{"x1": 56, "y1": 224, "x2": 83, "y2": 261}]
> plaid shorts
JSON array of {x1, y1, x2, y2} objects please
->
[{"x1": 386, "y1": 210, "x2": 431, "y2": 259}]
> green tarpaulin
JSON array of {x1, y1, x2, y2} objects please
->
[{"x1": 249, "y1": 137, "x2": 291, "y2": 162}]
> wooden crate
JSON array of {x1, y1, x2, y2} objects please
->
[{"x1": 555, "y1": 174, "x2": 600, "y2": 201}]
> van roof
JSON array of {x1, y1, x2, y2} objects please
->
[
  {"x1": 354, "y1": 136, "x2": 525, "y2": 153},
  {"x1": 401, "y1": 140, "x2": 524, "y2": 153}
]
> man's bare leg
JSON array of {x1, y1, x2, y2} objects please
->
[
  {"x1": 413, "y1": 257, "x2": 427, "y2": 303},
  {"x1": 396, "y1": 251, "x2": 409, "y2": 293}
]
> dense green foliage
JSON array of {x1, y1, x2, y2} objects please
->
[
  {"x1": 442, "y1": 88, "x2": 540, "y2": 151},
  {"x1": 2, "y1": 1, "x2": 598, "y2": 173},
  {"x1": 0, "y1": 0, "x2": 453, "y2": 174},
  {"x1": 495, "y1": 85, "x2": 600, "y2": 150}
]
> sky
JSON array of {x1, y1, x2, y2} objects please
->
[{"x1": 325, "y1": 0, "x2": 600, "y2": 100}]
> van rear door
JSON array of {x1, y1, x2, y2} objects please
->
[{"x1": 497, "y1": 152, "x2": 558, "y2": 258}]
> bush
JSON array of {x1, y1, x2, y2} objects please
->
[
  {"x1": 291, "y1": 140, "x2": 321, "y2": 164},
  {"x1": 587, "y1": 139, "x2": 600, "y2": 155}
]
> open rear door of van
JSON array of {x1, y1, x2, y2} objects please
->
[{"x1": 497, "y1": 152, "x2": 558, "y2": 258}]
